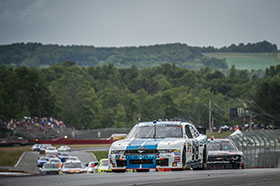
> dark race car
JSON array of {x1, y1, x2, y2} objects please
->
[{"x1": 207, "y1": 138, "x2": 244, "y2": 169}]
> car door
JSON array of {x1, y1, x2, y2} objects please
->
[
  {"x1": 188, "y1": 125, "x2": 200, "y2": 160},
  {"x1": 185, "y1": 124, "x2": 197, "y2": 162},
  {"x1": 191, "y1": 125, "x2": 206, "y2": 161}
]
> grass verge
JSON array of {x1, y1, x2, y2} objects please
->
[
  {"x1": 206, "y1": 131, "x2": 232, "y2": 138},
  {"x1": 0, "y1": 151, "x2": 25, "y2": 166},
  {"x1": 91, "y1": 151, "x2": 109, "y2": 161},
  {"x1": 0, "y1": 146, "x2": 32, "y2": 166}
]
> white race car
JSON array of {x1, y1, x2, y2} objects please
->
[{"x1": 109, "y1": 121, "x2": 208, "y2": 172}]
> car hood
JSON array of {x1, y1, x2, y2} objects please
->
[
  {"x1": 41, "y1": 168, "x2": 58, "y2": 171},
  {"x1": 61, "y1": 168, "x2": 84, "y2": 172},
  {"x1": 110, "y1": 138, "x2": 185, "y2": 151},
  {"x1": 208, "y1": 150, "x2": 243, "y2": 156},
  {"x1": 38, "y1": 160, "x2": 48, "y2": 163}
]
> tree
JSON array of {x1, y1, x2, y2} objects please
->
[{"x1": 255, "y1": 75, "x2": 280, "y2": 115}]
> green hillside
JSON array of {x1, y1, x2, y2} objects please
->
[
  {"x1": 0, "y1": 43, "x2": 227, "y2": 71},
  {"x1": 203, "y1": 52, "x2": 280, "y2": 70}
]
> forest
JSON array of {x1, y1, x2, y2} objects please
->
[
  {"x1": 0, "y1": 42, "x2": 236, "y2": 70},
  {"x1": 1, "y1": 62, "x2": 280, "y2": 129},
  {"x1": 197, "y1": 40, "x2": 278, "y2": 53}
]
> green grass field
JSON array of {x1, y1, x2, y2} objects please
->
[
  {"x1": 203, "y1": 52, "x2": 280, "y2": 70},
  {"x1": 206, "y1": 131, "x2": 232, "y2": 139},
  {"x1": 92, "y1": 151, "x2": 109, "y2": 161}
]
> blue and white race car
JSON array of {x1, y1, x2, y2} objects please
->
[{"x1": 108, "y1": 121, "x2": 208, "y2": 172}]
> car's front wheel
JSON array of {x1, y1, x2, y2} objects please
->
[
  {"x1": 182, "y1": 147, "x2": 186, "y2": 169},
  {"x1": 136, "y1": 169, "x2": 149, "y2": 172},
  {"x1": 193, "y1": 147, "x2": 207, "y2": 170},
  {"x1": 112, "y1": 169, "x2": 126, "y2": 173},
  {"x1": 201, "y1": 147, "x2": 207, "y2": 169}
]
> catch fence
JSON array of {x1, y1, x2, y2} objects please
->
[{"x1": 228, "y1": 129, "x2": 280, "y2": 168}]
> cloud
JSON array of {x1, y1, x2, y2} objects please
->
[{"x1": 0, "y1": 0, "x2": 280, "y2": 48}]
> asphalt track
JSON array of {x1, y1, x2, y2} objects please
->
[
  {"x1": 1, "y1": 168, "x2": 280, "y2": 186},
  {"x1": 12, "y1": 147, "x2": 102, "y2": 174}
]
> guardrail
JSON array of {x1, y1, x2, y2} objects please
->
[
  {"x1": 228, "y1": 129, "x2": 280, "y2": 168},
  {"x1": 14, "y1": 127, "x2": 131, "y2": 140},
  {"x1": 38, "y1": 138, "x2": 117, "y2": 144}
]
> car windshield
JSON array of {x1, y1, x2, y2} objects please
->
[
  {"x1": 64, "y1": 162, "x2": 82, "y2": 168},
  {"x1": 69, "y1": 157, "x2": 78, "y2": 160},
  {"x1": 127, "y1": 124, "x2": 183, "y2": 139},
  {"x1": 47, "y1": 147, "x2": 56, "y2": 150},
  {"x1": 89, "y1": 162, "x2": 98, "y2": 167},
  {"x1": 40, "y1": 157, "x2": 49, "y2": 161},
  {"x1": 60, "y1": 153, "x2": 69, "y2": 156},
  {"x1": 208, "y1": 141, "x2": 236, "y2": 151},
  {"x1": 43, "y1": 164, "x2": 59, "y2": 168},
  {"x1": 50, "y1": 159, "x2": 60, "y2": 163},
  {"x1": 101, "y1": 160, "x2": 108, "y2": 166}
]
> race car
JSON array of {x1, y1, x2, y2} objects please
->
[
  {"x1": 59, "y1": 160, "x2": 87, "y2": 174},
  {"x1": 108, "y1": 120, "x2": 208, "y2": 172},
  {"x1": 207, "y1": 138, "x2": 245, "y2": 169}
]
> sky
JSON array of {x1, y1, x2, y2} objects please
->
[{"x1": 0, "y1": 0, "x2": 280, "y2": 48}]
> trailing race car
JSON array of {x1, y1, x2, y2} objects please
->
[
  {"x1": 37, "y1": 156, "x2": 51, "y2": 167},
  {"x1": 86, "y1": 161, "x2": 99, "y2": 173},
  {"x1": 58, "y1": 145, "x2": 71, "y2": 152},
  {"x1": 39, "y1": 163, "x2": 60, "y2": 175},
  {"x1": 97, "y1": 159, "x2": 112, "y2": 173},
  {"x1": 59, "y1": 161, "x2": 87, "y2": 174},
  {"x1": 108, "y1": 120, "x2": 208, "y2": 172},
  {"x1": 58, "y1": 152, "x2": 70, "y2": 162},
  {"x1": 207, "y1": 138, "x2": 244, "y2": 169}
]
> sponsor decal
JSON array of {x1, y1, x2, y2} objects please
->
[
  {"x1": 174, "y1": 156, "x2": 180, "y2": 162},
  {"x1": 127, "y1": 155, "x2": 156, "y2": 159},
  {"x1": 187, "y1": 143, "x2": 191, "y2": 152}
]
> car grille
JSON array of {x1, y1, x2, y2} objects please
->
[
  {"x1": 129, "y1": 159, "x2": 154, "y2": 164},
  {"x1": 156, "y1": 159, "x2": 169, "y2": 166},
  {"x1": 208, "y1": 155, "x2": 240, "y2": 162},
  {"x1": 116, "y1": 160, "x2": 127, "y2": 167},
  {"x1": 124, "y1": 149, "x2": 159, "y2": 155}
]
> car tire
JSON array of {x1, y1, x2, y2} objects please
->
[
  {"x1": 201, "y1": 147, "x2": 207, "y2": 169},
  {"x1": 136, "y1": 169, "x2": 149, "y2": 172},
  {"x1": 112, "y1": 169, "x2": 126, "y2": 173},
  {"x1": 182, "y1": 147, "x2": 186, "y2": 169},
  {"x1": 194, "y1": 147, "x2": 207, "y2": 170}
]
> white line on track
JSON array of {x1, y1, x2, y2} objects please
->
[{"x1": 14, "y1": 151, "x2": 26, "y2": 167}]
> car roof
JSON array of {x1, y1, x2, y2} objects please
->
[
  {"x1": 89, "y1": 161, "x2": 98, "y2": 163},
  {"x1": 65, "y1": 160, "x2": 81, "y2": 163},
  {"x1": 137, "y1": 121, "x2": 192, "y2": 126},
  {"x1": 49, "y1": 157, "x2": 60, "y2": 160},
  {"x1": 100, "y1": 158, "x2": 108, "y2": 161},
  {"x1": 68, "y1": 156, "x2": 78, "y2": 158}
]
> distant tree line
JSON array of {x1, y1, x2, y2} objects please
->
[
  {"x1": 1, "y1": 63, "x2": 279, "y2": 129},
  {"x1": 0, "y1": 42, "x2": 229, "y2": 70},
  {"x1": 198, "y1": 41, "x2": 278, "y2": 53}
]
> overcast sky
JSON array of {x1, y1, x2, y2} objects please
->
[{"x1": 0, "y1": 0, "x2": 279, "y2": 48}]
